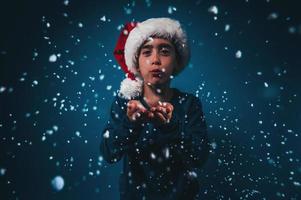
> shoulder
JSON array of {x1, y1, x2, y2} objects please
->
[
  {"x1": 172, "y1": 88, "x2": 204, "y2": 114},
  {"x1": 172, "y1": 88, "x2": 201, "y2": 106},
  {"x1": 172, "y1": 89, "x2": 205, "y2": 119},
  {"x1": 110, "y1": 95, "x2": 129, "y2": 112}
]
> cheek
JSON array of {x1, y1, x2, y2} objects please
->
[
  {"x1": 137, "y1": 60, "x2": 146, "y2": 74},
  {"x1": 138, "y1": 59, "x2": 152, "y2": 74},
  {"x1": 138, "y1": 57, "x2": 151, "y2": 67},
  {"x1": 162, "y1": 59, "x2": 176, "y2": 73}
]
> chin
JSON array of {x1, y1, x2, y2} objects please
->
[
  {"x1": 145, "y1": 76, "x2": 169, "y2": 86},
  {"x1": 152, "y1": 80, "x2": 168, "y2": 86}
]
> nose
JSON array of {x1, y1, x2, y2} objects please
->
[{"x1": 151, "y1": 51, "x2": 161, "y2": 65}]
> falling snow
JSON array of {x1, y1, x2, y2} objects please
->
[
  {"x1": 51, "y1": 176, "x2": 65, "y2": 191},
  {"x1": 78, "y1": 22, "x2": 83, "y2": 28},
  {"x1": 208, "y1": 5, "x2": 218, "y2": 15},
  {"x1": 167, "y1": 6, "x2": 177, "y2": 14},
  {"x1": 1, "y1": 1, "x2": 300, "y2": 200},
  {"x1": 0, "y1": 86, "x2": 6, "y2": 93},
  {"x1": 49, "y1": 54, "x2": 57, "y2": 62},
  {"x1": 225, "y1": 24, "x2": 230, "y2": 32},
  {"x1": 100, "y1": 16, "x2": 106, "y2": 22},
  {"x1": 235, "y1": 50, "x2": 242, "y2": 58},
  {"x1": 103, "y1": 130, "x2": 110, "y2": 138},
  {"x1": 0, "y1": 168, "x2": 6, "y2": 176}
]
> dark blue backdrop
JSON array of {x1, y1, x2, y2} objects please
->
[{"x1": 1, "y1": 0, "x2": 300, "y2": 199}]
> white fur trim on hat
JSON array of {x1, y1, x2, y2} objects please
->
[
  {"x1": 118, "y1": 77, "x2": 143, "y2": 100},
  {"x1": 124, "y1": 17, "x2": 190, "y2": 75}
]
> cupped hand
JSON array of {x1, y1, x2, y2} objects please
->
[
  {"x1": 149, "y1": 101, "x2": 174, "y2": 126},
  {"x1": 126, "y1": 100, "x2": 149, "y2": 122}
]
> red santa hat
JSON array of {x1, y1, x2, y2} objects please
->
[{"x1": 113, "y1": 17, "x2": 190, "y2": 100}]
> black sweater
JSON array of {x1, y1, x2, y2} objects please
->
[{"x1": 100, "y1": 88, "x2": 209, "y2": 200}]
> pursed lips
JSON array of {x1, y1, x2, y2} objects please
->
[{"x1": 150, "y1": 69, "x2": 164, "y2": 78}]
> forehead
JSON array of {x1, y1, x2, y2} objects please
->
[{"x1": 142, "y1": 37, "x2": 174, "y2": 48}]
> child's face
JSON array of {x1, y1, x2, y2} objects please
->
[{"x1": 137, "y1": 37, "x2": 178, "y2": 87}]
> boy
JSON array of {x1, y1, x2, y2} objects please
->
[{"x1": 100, "y1": 18, "x2": 209, "y2": 200}]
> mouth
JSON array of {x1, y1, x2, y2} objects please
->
[{"x1": 150, "y1": 69, "x2": 164, "y2": 78}]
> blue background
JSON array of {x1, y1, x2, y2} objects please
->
[{"x1": 0, "y1": 0, "x2": 300, "y2": 199}]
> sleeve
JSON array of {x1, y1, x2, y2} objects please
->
[
  {"x1": 100, "y1": 96, "x2": 143, "y2": 164},
  {"x1": 155, "y1": 95, "x2": 210, "y2": 169}
]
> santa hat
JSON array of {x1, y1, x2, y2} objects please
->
[{"x1": 113, "y1": 18, "x2": 190, "y2": 100}]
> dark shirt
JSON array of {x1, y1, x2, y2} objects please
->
[{"x1": 100, "y1": 88, "x2": 209, "y2": 200}]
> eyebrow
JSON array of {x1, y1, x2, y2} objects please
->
[{"x1": 141, "y1": 43, "x2": 173, "y2": 50}]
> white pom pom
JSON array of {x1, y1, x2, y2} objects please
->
[{"x1": 119, "y1": 77, "x2": 143, "y2": 99}]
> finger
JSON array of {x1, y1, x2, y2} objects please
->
[
  {"x1": 163, "y1": 102, "x2": 173, "y2": 111},
  {"x1": 148, "y1": 111, "x2": 155, "y2": 118},
  {"x1": 166, "y1": 112, "x2": 172, "y2": 122},
  {"x1": 166, "y1": 107, "x2": 171, "y2": 113},
  {"x1": 138, "y1": 110, "x2": 149, "y2": 120},
  {"x1": 150, "y1": 106, "x2": 158, "y2": 112},
  {"x1": 127, "y1": 101, "x2": 136, "y2": 109},
  {"x1": 131, "y1": 112, "x2": 137, "y2": 121},
  {"x1": 127, "y1": 101, "x2": 136, "y2": 108},
  {"x1": 128, "y1": 107, "x2": 138, "y2": 116},
  {"x1": 155, "y1": 112, "x2": 167, "y2": 124},
  {"x1": 131, "y1": 111, "x2": 142, "y2": 121},
  {"x1": 138, "y1": 107, "x2": 147, "y2": 114},
  {"x1": 137, "y1": 103, "x2": 147, "y2": 111},
  {"x1": 157, "y1": 106, "x2": 169, "y2": 119},
  {"x1": 127, "y1": 102, "x2": 133, "y2": 111},
  {"x1": 128, "y1": 104, "x2": 139, "y2": 116},
  {"x1": 136, "y1": 112, "x2": 141, "y2": 118},
  {"x1": 165, "y1": 103, "x2": 173, "y2": 114},
  {"x1": 150, "y1": 107, "x2": 157, "y2": 112},
  {"x1": 161, "y1": 107, "x2": 167, "y2": 113}
]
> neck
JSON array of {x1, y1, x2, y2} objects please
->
[{"x1": 143, "y1": 82, "x2": 173, "y2": 107}]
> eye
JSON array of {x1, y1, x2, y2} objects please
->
[
  {"x1": 141, "y1": 49, "x2": 151, "y2": 56},
  {"x1": 160, "y1": 48, "x2": 171, "y2": 56}
]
